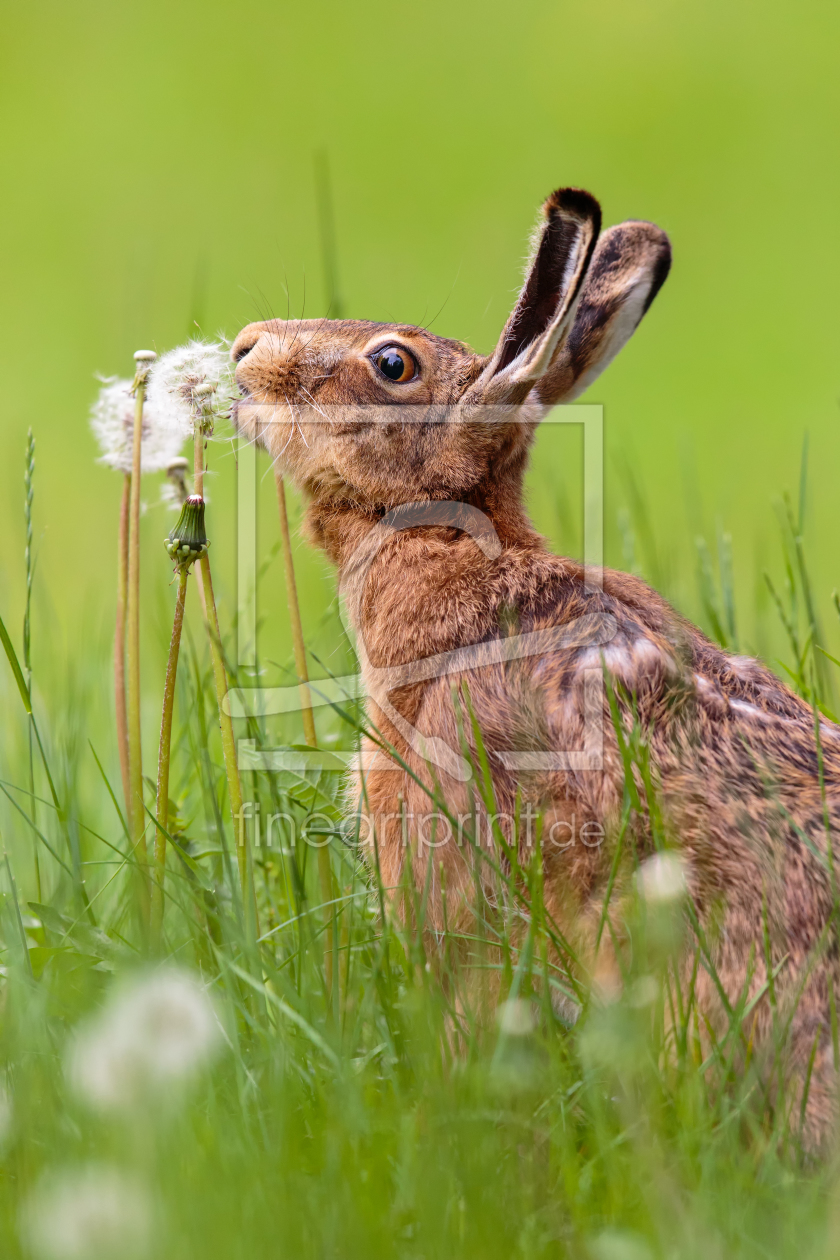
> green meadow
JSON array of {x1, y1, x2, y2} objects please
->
[{"x1": 0, "y1": 0, "x2": 839, "y2": 1256}]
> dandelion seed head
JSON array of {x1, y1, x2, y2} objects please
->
[
  {"x1": 159, "y1": 481, "x2": 182, "y2": 511},
  {"x1": 160, "y1": 457, "x2": 191, "y2": 510},
  {"x1": 90, "y1": 378, "x2": 186, "y2": 475},
  {"x1": 20, "y1": 1165, "x2": 154, "y2": 1260},
  {"x1": 636, "y1": 852, "x2": 687, "y2": 904},
  {"x1": 146, "y1": 340, "x2": 236, "y2": 436},
  {"x1": 67, "y1": 967, "x2": 223, "y2": 1111}
]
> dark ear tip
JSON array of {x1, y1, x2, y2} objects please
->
[
  {"x1": 619, "y1": 219, "x2": 671, "y2": 252},
  {"x1": 543, "y1": 186, "x2": 601, "y2": 225},
  {"x1": 603, "y1": 219, "x2": 670, "y2": 254}
]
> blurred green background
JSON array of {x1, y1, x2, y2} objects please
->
[{"x1": 1, "y1": 0, "x2": 838, "y2": 692}]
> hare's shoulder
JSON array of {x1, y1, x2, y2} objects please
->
[{"x1": 516, "y1": 558, "x2": 839, "y2": 746}]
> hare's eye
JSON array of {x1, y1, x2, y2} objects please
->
[{"x1": 372, "y1": 346, "x2": 417, "y2": 383}]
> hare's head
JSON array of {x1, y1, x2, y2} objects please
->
[{"x1": 231, "y1": 187, "x2": 670, "y2": 512}]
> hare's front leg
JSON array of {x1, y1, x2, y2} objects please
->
[{"x1": 350, "y1": 736, "x2": 478, "y2": 934}]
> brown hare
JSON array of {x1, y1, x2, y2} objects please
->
[{"x1": 232, "y1": 187, "x2": 840, "y2": 1147}]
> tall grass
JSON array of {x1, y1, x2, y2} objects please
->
[{"x1": 0, "y1": 428, "x2": 839, "y2": 1260}]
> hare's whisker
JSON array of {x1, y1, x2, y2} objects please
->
[{"x1": 299, "y1": 386, "x2": 328, "y2": 421}]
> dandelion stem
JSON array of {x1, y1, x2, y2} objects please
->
[
  {"x1": 274, "y1": 467, "x2": 333, "y2": 995},
  {"x1": 115, "y1": 471, "x2": 131, "y2": 827},
  {"x1": 127, "y1": 351, "x2": 155, "y2": 929},
  {"x1": 153, "y1": 495, "x2": 209, "y2": 944},
  {"x1": 198, "y1": 554, "x2": 259, "y2": 934},
  {"x1": 192, "y1": 424, "x2": 259, "y2": 938},
  {"x1": 193, "y1": 424, "x2": 204, "y2": 498},
  {"x1": 151, "y1": 564, "x2": 189, "y2": 942}
]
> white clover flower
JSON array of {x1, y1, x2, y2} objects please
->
[
  {"x1": 636, "y1": 851, "x2": 687, "y2": 904},
  {"x1": 66, "y1": 967, "x2": 223, "y2": 1112},
  {"x1": 90, "y1": 377, "x2": 187, "y2": 474},
  {"x1": 19, "y1": 1165, "x2": 154, "y2": 1260},
  {"x1": 145, "y1": 339, "x2": 236, "y2": 437}
]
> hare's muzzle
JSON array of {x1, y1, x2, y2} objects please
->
[{"x1": 231, "y1": 322, "x2": 308, "y2": 406}]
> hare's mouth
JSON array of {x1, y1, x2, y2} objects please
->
[
  {"x1": 230, "y1": 380, "x2": 252, "y2": 409},
  {"x1": 229, "y1": 387, "x2": 258, "y2": 437}
]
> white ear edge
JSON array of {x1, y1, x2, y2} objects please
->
[{"x1": 561, "y1": 267, "x2": 656, "y2": 401}]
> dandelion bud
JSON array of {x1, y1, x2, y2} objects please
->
[
  {"x1": 164, "y1": 495, "x2": 209, "y2": 566},
  {"x1": 133, "y1": 350, "x2": 157, "y2": 363}
]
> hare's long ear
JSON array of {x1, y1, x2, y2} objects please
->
[
  {"x1": 534, "y1": 220, "x2": 671, "y2": 405},
  {"x1": 462, "y1": 187, "x2": 601, "y2": 410}
]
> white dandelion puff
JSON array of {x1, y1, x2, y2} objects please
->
[
  {"x1": 19, "y1": 1165, "x2": 155, "y2": 1260},
  {"x1": 627, "y1": 974, "x2": 660, "y2": 1008},
  {"x1": 495, "y1": 997, "x2": 535, "y2": 1037},
  {"x1": 145, "y1": 339, "x2": 236, "y2": 437},
  {"x1": 636, "y1": 852, "x2": 687, "y2": 904},
  {"x1": 90, "y1": 377, "x2": 187, "y2": 474},
  {"x1": 66, "y1": 967, "x2": 223, "y2": 1112}
]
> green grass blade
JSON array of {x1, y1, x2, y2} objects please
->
[{"x1": 0, "y1": 608, "x2": 32, "y2": 714}]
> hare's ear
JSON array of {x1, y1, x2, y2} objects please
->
[
  {"x1": 534, "y1": 220, "x2": 671, "y2": 405},
  {"x1": 463, "y1": 187, "x2": 601, "y2": 410}
]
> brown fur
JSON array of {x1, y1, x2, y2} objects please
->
[{"x1": 232, "y1": 186, "x2": 840, "y2": 1147}]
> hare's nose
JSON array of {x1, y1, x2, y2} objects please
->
[{"x1": 232, "y1": 331, "x2": 261, "y2": 363}]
